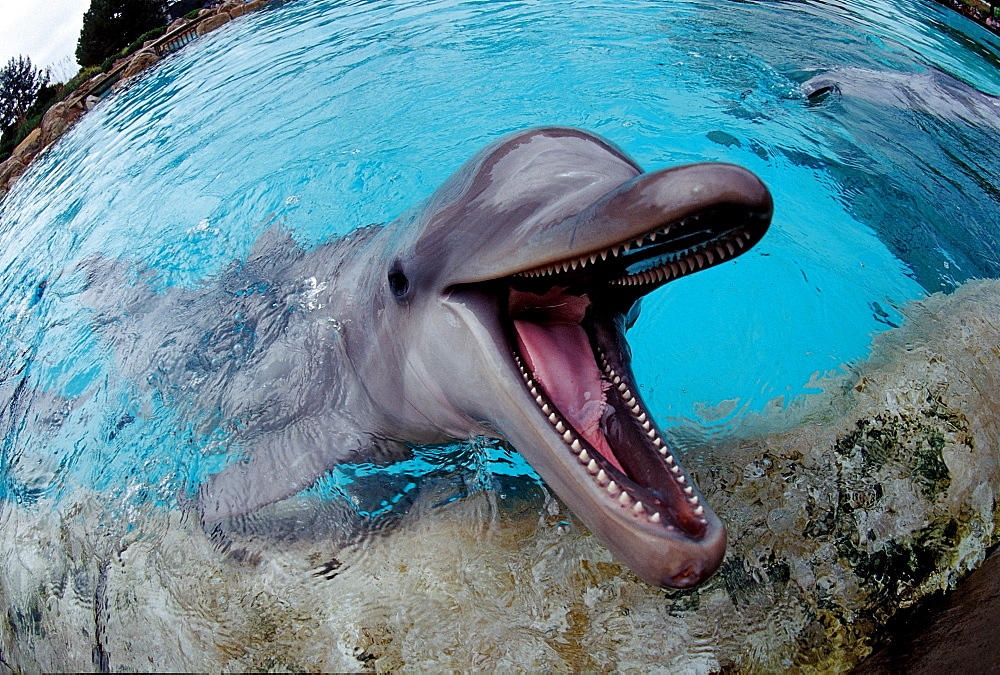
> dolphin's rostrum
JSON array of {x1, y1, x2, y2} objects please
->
[{"x1": 91, "y1": 127, "x2": 772, "y2": 588}]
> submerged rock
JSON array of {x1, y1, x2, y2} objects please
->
[{"x1": 1, "y1": 280, "x2": 998, "y2": 671}]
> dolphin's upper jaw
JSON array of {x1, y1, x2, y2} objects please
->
[{"x1": 455, "y1": 199, "x2": 768, "y2": 588}]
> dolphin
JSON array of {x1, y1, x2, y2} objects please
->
[
  {"x1": 85, "y1": 127, "x2": 772, "y2": 588},
  {"x1": 801, "y1": 67, "x2": 1000, "y2": 130}
]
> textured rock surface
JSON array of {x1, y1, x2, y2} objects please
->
[
  {"x1": 121, "y1": 49, "x2": 161, "y2": 82},
  {"x1": 197, "y1": 12, "x2": 233, "y2": 37},
  {"x1": 1, "y1": 280, "x2": 998, "y2": 671}
]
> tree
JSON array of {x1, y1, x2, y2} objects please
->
[
  {"x1": 76, "y1": 0, "x2": 168, "y2": 68},
  {"x1": 0, "y1": 56, "x2": 50, "y2": 130}
]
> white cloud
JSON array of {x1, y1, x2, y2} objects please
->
[{"x1": 0, "y1": 0, "x2": 93, "y2": 79}]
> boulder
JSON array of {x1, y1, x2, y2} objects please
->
[
  {"x1": 0, "y1": 156, "x2": 26, "y2": 187},
  {"x1": 166, "y1": 17, "x2": 189, "y2": 33},
  {"x1": 39, "y1": 101, "x2": 86, "y2": 147},
  {"x1": 243, "y1": 0, "x2": 269, "y2": 11},
  {"x1": 12, "y1": 128, "x2": 42, "y2": 163},
  {"x1": 121, "y1": 49, "x2": 161, "y2": 80},
  {"x1": 41, "y1": 103, "x2": 69, "y2": 146},
  {"x1": 228, "y1": 3, "x2": 247, "y2": 18},
  {"x1": 196, "y1": 12, "x2": 232, "y2": 36}
]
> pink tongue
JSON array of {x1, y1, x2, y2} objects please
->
[{"x1": 513, "y1": 319, "x2": 623, "y2": 474}]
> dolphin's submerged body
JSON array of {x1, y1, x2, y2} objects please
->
[{"x1": 87, "y1": 128, "x2": 772, "y2": 588}]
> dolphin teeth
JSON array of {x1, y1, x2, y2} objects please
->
[
  {"x1": 535, "y1": 396, "x2": 544, "y2": 406},
  {"x1": 578, "y1": 448, "x2": 589, "y2": 463},
  {"x1": 618, "y1": 491, "x2": 633, "y2": 507},
  {"x1": 571, "y1": 259, "x2": 579, "y2": 271},
  {"x1": 659, "y1": 446, "x2": 670, "y2": 457},
  {"x1": 596, "y1": 469, "x2": 609, "y2": 485},
  {"x1": 633, "y1": 407, "x2": 643, "y2": 417},
  {"x1": 548, "y1": 413, "x2": 559, "y2": 424},
  {"x1": 649, "y1": 512, "x2": 662, "y2": 524},
  {"x1": 587, "y1": 459, "x2": 599, "y2": 474},
  {"x1": 590, "y1": 253, "x2": 598, "y2": 264},
  {"x1": 726, "y1": 242, "x2": 736, "y2": 256},
  {"x1": 641, "y1": 420, "x2": 651, "y2": 431},
  {"x1": 664, "y1": 453, "x2": 675, "y2": 464},
  {"x1": 693, "y1": 505, "x2": 705, "y2": 516},
  {"x1": 647, "y1": 231, "x2": 658, "y2": 243},
  {"x1": 670, "y1": 464, "x2": 681, "y2": 475},
  {"x1": 623, "y1": 241, "x2": 632, "y2": 253},
  {"x1": 626, "y1": 397, "x2": 638, "y2": 408},
  {"x1": 613, "y1": 375, "x2": 621, "y2": 385},
  {"x1": 653, "y1": 437, "x2": 663, "y2": 448},
  {"x1": 555, "y1": 421, "x2": 566, "y2": 433},
  {"x1": 607, "y1": 481, "x2": 622, "y2": 497},
  {"x1": 612, "y1": 245, "x2": 621, "y2": 257},
  {"x1": 687, "y1": 495, "x2": 700, "y2": 505},
  {"x1": 570, "y1": 439, "x2": 581, "y2": 452},
  {"x1": 683, "y1": 485, "x2": 694, "y2": 496},
  {"x1": 600, "y1": 250, "x2": 609, "y2": 261},
  {"x1": 542, "y1": 404, "x2": 552, "y2": 414},
  {"x1": 562, "y1": 430, "x2": 573, "y2": 443},
  {"x1": 705, "y1": 250, "x2": 715, "y2": 265},
  {"x1": 632, "y1": 501, "x2": 646, "y2": 515}
]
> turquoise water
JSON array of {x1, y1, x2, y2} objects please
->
[{"x1": 0, "y1": 0, "x2": 998, "y2": 509}]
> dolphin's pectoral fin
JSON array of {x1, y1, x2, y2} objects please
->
[{"x1": 198, "y1": 416, "x2": 369, "y2": 523}]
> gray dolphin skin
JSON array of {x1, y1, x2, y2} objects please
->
[
  {"x1": 801, "y1": 67, "x2": 1000, "y2": 129},
  {"x1": 89, "y1": 127, "x2": 772, "y2": 588}
]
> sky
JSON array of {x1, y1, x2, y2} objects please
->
[{"x1": 0, "y1": 0, "x2": 93, "y2": 81}]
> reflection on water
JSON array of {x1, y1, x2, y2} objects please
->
[{"x1": 1, "y1": 0, "x2": 999, "y2": 669}]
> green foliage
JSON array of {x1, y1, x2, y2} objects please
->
[
  {"x1": 183, "y1": 8, "x2": 203, "y2": 20},
  {"x1": 76, "y1": 0, "x2": 168, "y2": 68},
  {"x1": 124, "y1": 27, "x2": 168, "y2": 57},
  {"x1": 61, "y1": 66, "x2": 103, "y2": 96},
  {"x1": 0, "y1": 56, "x2": 50, "y2": 129}
]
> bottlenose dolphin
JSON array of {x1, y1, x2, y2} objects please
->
[
  {"x1": 85, "y1": 127, "x2": 772, "y2": 588},
  {"x1": 801, "y1": 67, "x2": 1000, "y2": 129}
]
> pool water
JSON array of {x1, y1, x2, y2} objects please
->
[{"x1": 1, "y1": 0, "x2": 999, "y2": 669}]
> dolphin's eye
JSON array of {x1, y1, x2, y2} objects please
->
[{"x1": 388, "y1": 265, "x2": 410, "y2": 299}]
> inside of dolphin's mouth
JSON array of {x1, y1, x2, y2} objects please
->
[{"x1": 493, "y1": 206, "x2": 769, "y2": 541}]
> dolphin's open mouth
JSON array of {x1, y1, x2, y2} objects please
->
[{"x1": 496, "y1": 204, "x2": 769, "y2": 549}]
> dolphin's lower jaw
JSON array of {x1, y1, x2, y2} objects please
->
[{"x1": 446, "y1": 180, "x2": 768, "y2": 587}]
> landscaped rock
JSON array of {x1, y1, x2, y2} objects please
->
[
  {"x1": 166, "y1": 17, "x2": 189, "y2": 33},
  {"x1": 228, "y1": 3, "x2": 248, "y2": 18},
  {"x1": 243, "y1": 0, "x2": 269, "y2": 11},
  {"x1": 12, "y1": 129, "x2": 43, "y2": 164},
  {"x1": 0, "y1": 156, "x2": 25, "y2": 188},
  {"x1": 122, "y1": 49, "x2": 161, "y2": 80},
  {"x1": 39, "y1": 102, "x2": 83, "y2": 147},
  {"x1": 196, "y1": 12, "x2": 233, "y2": 36}
]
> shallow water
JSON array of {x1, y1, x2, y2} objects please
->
[{"x1": 1, "y1": 0, "x2": 999, "y2": 670}]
